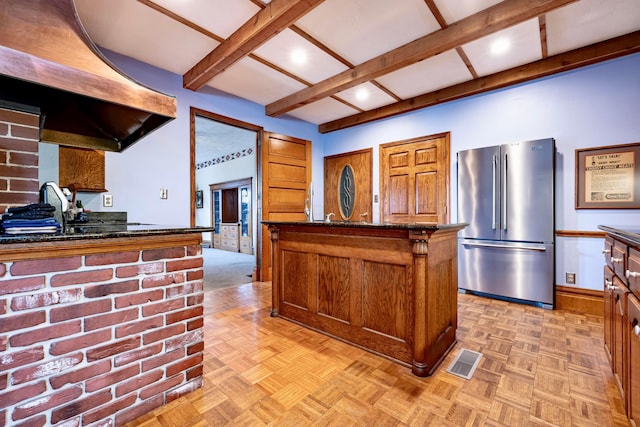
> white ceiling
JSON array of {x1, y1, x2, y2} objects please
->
[{"x1": 74, "y1": 0, "x2": 640, "y2": 133}]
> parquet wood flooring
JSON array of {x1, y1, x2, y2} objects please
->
[{"x1": 124, "y1": 282, "x2": 629, "y2": 426}]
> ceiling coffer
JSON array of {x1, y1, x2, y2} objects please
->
[{"x1": 0, "y1": 0, "x2": 177, "y2": 152}]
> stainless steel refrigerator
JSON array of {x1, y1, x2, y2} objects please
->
[{"x1": 457, "y1": 138, "x2": 555, "y2": 308}]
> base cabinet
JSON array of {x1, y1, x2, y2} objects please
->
[{"x1": 601, "y1": 227, "x2": 640, "y2": 426}]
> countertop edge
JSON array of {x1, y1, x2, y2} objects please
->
[
  {"x1": 263, "y1": 220, "x2": 467, "y2": 231},
  {"x1": 0, "y1": 225, "x2": 214, "y2": 245},
  {"x1": 598, "y1": 225, "x2": 640, "y2": 246}
]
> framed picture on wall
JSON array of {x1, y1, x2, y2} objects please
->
[
  {"x1": 195, "y1": 190, "x2": 203, "y2": 209},
  {"x1": 575, "y1": 142, "x2": 640, "y2": 209}
]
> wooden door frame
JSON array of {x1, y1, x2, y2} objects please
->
[{"x1": 190, "y1": 107, "x2": 263, "y2": 278}]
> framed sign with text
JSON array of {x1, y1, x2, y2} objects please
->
[{"x1": 575, "y1": 142, "x2": 640, "y2": 209}]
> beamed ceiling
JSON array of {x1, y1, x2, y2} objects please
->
[{"x1": 75, "y1": 0, "x2": 640, "y2": 133}]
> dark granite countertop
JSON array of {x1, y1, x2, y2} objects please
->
[
  {"x1": 263, "y1": 220, "x2": 467, "y2": 231},
  {"x1": 598, "y1": 225, "x2": 640, "y2": 246},
  {"x1": 0, "y1": 223, "x2": 214, "y2": 245}
]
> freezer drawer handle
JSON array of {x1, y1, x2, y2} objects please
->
[{"x1": 461, "y1": 241, "x2": 547, "y2": 251}]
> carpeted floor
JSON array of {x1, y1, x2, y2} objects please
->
[{"x1": 202, "y1": 247, "x2": 255, "y2": 291}]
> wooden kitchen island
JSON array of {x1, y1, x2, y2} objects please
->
[{"x1": 265, "y1": 221, "x2": 466, "y2": 377}]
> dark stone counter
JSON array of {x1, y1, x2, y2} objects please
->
[
  {"x1": 598, "y1": 225, "x2": 640, "y2": 247},
  {"x1": 0, "y1": 223, "x2": 214, "y2": 244}
]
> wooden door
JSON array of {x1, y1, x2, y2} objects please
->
[
  {"x1": 324, "y1": 149, "x2": 372, "y2": 222},
  {"x1": 380, "y1": 133, "x2": 450, "y2": 224},
  {"x1": 628, "y1": 294, "x2": 640, "y2": 425},
  {"x1": 260, "y1": 132, "x2": 312, "y2": 281}
]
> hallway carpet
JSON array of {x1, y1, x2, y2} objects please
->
[{"x1": 203, "y1": 247, "x2": 255, "y2": 291}]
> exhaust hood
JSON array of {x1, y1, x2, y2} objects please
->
[{"x1": 0, "y1": 0, "x2": 177, "y2": 152}]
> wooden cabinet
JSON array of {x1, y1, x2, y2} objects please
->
[
  {"x1": 220, "y1": 223, "x2": 240, "y2": 252},
  {"x1": 628, "y1": 294, "x2": 640, "y2": 426},
  {"x1": 266, "y1": 221, "x2": 466, "y2": 377},
  {"x1": 601, "y1": 226, "x2": 640, "y2": 426},
  {"x1": 211, "y1": 179, "x2": 252, "y2": 254},
  {"x1": 58, "y1": 146, "x2": 107, "y2": 192}
]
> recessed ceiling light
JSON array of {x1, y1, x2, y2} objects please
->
[
  {"x1": 490, "y1": 37, "x2": 511, "y2": 56},
  {"x1": 356, "y1": 87, "x2": 369, "y2": 101},
  {"x1": 291, "y1": 48, "x2": 307, "y2": 65}
]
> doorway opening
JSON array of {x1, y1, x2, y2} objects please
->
[{"x1": 190, "y1": 107, "x2": 262, "y2": 288}]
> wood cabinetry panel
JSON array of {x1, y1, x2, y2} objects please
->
[
  {"x1": 628, "y1": 294, "x2": 640, "y2": 426},
  {"x1": 389, "y1": 151, "x2": 409, "y2": 168},
  {"x1": 629, "y1": 247, "x2": 640, "y2": 299},
  {"x1": 282, "y1": 250, "x2": 308, "y2": 309},
  {"x1": 268, "y1": 222, "x2": 465, "y2": 376},
  {"x1": 267, "y1": 136, "x2": 308, "y2": 161},
  {"x1": 362, "y1": 261, "x2": 407, "y2": 340},
  {"x1": 59, "y1": 146, "x2": 106, "y2": 192},
  {"x1": 268, "y1": 163, "x2": 307, "y2": 186},
  {"x1": 317, "y1": 255, "x2": 350, "y2": 321},
  {"x1": 381, "y1": 133, "x2": 450, "y2": 224},
  {"x1": 604, "y1": 265, "x2": 614, "y2": 364},
  {"x1": 415, "y1": 147, "x2": 437, "y2": 165},
  {"x1": 416, "y1": 172, "x2": 436, "y2": 215},
  {"x1": 389, "y1": 174, "x2": 409, "y2": 215},
  {"x1": 267, "y1": 188, "x2": 307, "y2": 212}
]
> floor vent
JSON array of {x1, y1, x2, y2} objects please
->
[{"x1": 446, "y1": 349, "x2": 482, "y2": 379}]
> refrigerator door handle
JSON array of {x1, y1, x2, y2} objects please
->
[
  {"x1": 503, "y1": 153, "x2": 508, "y2": 231},
  {"x1": 460, "y1": 240, "x2": 548, "y2": 252},
  {"x1": 492, "y1": 155, "x2": 497, "y2": 230}
]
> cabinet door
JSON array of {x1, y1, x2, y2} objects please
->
[
  {"x1": 629, "y1": 247, "x2": 640, "y2": 299},
  {"x1": 628, "y1": 294, "x2": 640, "y2": 425},
  {"x1": 604, "y1": 266, "x2": 615, "y2": 364},
  {"x1": 613, "y1": 276, "x2": 630, "y2": 409},
  {"x1": 613, "y1": 240, "x2": 628, "y2": 282}
]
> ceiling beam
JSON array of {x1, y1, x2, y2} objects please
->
[
  {"x1": 265, "y1": 0, "x2": 578, "y2": 117},
  {"x1": 319, "y1": 31, "x2": 640, "y2": 133},
  {"x1": 183, "y1": 0, "x2": 324, "y2": 91}
]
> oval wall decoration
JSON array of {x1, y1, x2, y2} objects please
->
[{"x1": 339, "y1": 164, "x2": 356, "y2": 219}]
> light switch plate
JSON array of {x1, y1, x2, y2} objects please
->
[
  {"x1": 103, "y1": 194, "x2": 113, "y2": 207},
  {"x1": 160, "y1": 188, "x2": 168, "y2": 199}
]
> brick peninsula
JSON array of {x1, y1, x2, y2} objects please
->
[{"x1": 0, "y1": 224, "x2": 211, "y2": 425}]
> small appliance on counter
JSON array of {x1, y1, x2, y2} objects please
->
[{"x1": 39, "y1": 181, "x2": 69, "y2": 227}]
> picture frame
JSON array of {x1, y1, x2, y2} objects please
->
[
  {"x1": 195, "y1": 190, "x2": 203, "y2": 209},
  {"x1": 575, "y1": 142, "x2": 640, "y2": 209}
]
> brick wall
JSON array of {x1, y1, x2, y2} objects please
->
[
  {"x1": 0, "y1": 243, "x2": 204, "y2": 426},
  {"x1": 0, "y1": 107, "x2": 40, "y2": 212}
]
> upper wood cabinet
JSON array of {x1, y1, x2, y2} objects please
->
[{"x1": 58, "y1": 146, "x2": 106, "y2": 192}]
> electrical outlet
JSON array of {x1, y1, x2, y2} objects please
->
[
  {"x1": 160, "y1": 188, "x2": 168, "y2": 199},
  {"x1": 103, "y1": 194, "x2": 113, "y2": 207},
  {"x1": 566, "y1": 272, "x2": 576, "y2": 284}
]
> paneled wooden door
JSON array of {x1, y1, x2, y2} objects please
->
[
  {"x1": 260, "y1": 132, "x2": 312, "y2": 281},
  {"x1": 380, "y1": 133, "x2": 450, "y2": 224},
  {"x1": 324, "y1": 149, "x2": 372, "y2": 222}
]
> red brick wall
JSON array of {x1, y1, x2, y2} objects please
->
[
  {"x1": 0, "y1": 107, "x2": 41, "y2": 212},
  {"x1": 0, "y1": 244, "x2": 204, "y2": 426}
]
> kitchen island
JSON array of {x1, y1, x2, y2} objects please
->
[
  {"x1": 0, "y1": 224, "x2": 211, "y2": 426},
  {"x1": 265, "y1": 220, "x2": 466, "y2": 377}
]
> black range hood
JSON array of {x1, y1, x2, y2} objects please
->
[{"x1": 0, "y1": 0, "x2": 177, "y2": 152}]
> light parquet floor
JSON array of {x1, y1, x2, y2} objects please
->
[{"x1": 124, "y1": 282, "x2": 629, "y2": 426}]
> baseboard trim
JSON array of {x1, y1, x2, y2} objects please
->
[{"x1": 555, "y1": 285, "x2": 603, "y2": 316}]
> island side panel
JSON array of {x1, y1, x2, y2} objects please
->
[
  {"x1": 0, "y1": 234, "x2": 204, "y2": 426},
  {"x1": 272, "y1": 225, "x2": 416, "y2": 366}
]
